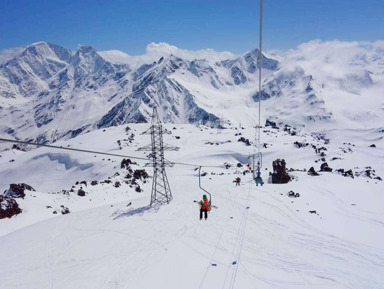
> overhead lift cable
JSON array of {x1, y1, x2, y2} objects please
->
[
  {"x1": 226, "y1": 1, "x2": 264, "y2": 288},
  {"x1": 0, "y1": 138, "x2": 149, "y2": 162},
  {"x1": 0, "y1": 138, "x2": 223, "y2": 169}
]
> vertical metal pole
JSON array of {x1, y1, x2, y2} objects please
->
[
  {"x1": 252, "y1": 154, "x2": 256, "y2": 179},
  {"x1": 258, "y1": 0, "x2": 263, "y2": 158}
]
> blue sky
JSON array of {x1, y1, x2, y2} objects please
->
[{"x1": 0, "y1": 0, "x2": 382, "y2": 54}]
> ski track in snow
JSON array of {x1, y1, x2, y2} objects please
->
[{"x1": 0, "y1": 124, "x2": 384, "y2": 288}]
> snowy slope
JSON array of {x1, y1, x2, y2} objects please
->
[
  {"x1": 0, "y1": 42, "x2": 277, "y2": 144},
  {"x1": 1, "y1": 123, "x2": 383, "y2": 288},
  {"x1": 269, "y1": 40, "x2": 384, "y2": 130},
  {"x1": 1, "y1": 40, "x2": 383, "y2": 145}
]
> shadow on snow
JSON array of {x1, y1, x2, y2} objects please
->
[{"x1": 112, "y1": 205, "x2": 160, "y2": 220}]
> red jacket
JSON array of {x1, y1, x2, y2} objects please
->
[{"x1": 200, "y1": 198, "x2": 210, "y2": 210}]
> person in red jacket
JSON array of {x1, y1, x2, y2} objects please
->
[
  {"x1": 235, "y1": 177, "x2": 241, "y2": 186},
  {"x1": 199, "y1": 194, "x2": 210, "y2": 220}
]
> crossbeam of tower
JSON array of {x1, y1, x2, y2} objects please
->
[{"x1": 137, "y1": 107, "x2": 179, "y2": 206}]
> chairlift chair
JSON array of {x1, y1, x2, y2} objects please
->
[
  {"x1": 199, "y1": 166, "x2": 212, "y2": 211},
  {"x1": 252, "y1": 153, "x2": 264, "y2": 186}
]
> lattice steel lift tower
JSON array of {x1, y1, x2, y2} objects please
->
[{"x1": 138, "y1": 107, "x2": 179, "y2": 206}]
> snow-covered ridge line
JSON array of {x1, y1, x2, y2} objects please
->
[{"x1": 0, "y1": 40, "x2": 383, "y2": 146}]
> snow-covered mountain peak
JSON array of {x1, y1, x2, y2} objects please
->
[
  {"x1": 72, "y1": 45, "x2": 105, "y2": 67},
  {"x1": 157, "y1": 54, "x2": 187, "y2": 75},
  {"x1": 1, "y1": 40, "x2": 383, "y2": 144},
  {"x1": 20, "y1": 42, "x2": 72, "y2": 62},
  {"x1": 0, "y1": 42, "x2": 74, "y2": 100},
  {"x1": 69, "y1": 45, "x2": 124, "y2": 83}
]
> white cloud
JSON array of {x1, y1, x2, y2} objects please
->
[
  {"x1": 280, "y1": 40, "x2": 384, "y2": 81},
  {"x1": 144, "y1": 42, "x2": 236, "y2": 62},
  {"x1": 98, "y1": 50, "x2": 132, "y2": 65},
  {"x1": 0, "y1": 47, "x2": 24, "y2": 64},
  {"x1": 99, "y1": 42, "x2": 236, "y2": 69},
  {"x1": 145, "y1": 42, "x2": 179, "y2": 56}
]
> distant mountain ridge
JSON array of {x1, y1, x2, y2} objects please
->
[{"x1": 0, "y1": 40, "x2": 383, "y2": 144}]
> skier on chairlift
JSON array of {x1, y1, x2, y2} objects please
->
[
  {"x1": 198, "y1": 194, "x2": 211, "y2": 220},
  {"x1": 255, "y1": 162, "x2": 264, "y2": 186}
]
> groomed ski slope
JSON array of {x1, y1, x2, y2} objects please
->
[{"x1": 1, "y1": 124, "x2": 384, "y2": 289}]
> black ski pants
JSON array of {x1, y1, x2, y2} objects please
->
[{"x1": 200, "y1": 208, "x2": 208, "y2": 219}]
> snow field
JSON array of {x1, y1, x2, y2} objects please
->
[{"x1": 0, "y1": 124, "x2": 384, "y2": 288}]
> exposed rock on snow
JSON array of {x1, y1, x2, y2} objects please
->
[
  {"x1": 287, "y1": 190, "x2": 300, "y2": 198},
  {"x1": 238, "y1": 137, "x2": 251, "y2": 146},
  {"x1": 61, "y1": 205, "x2": 70, "y2": 215},
  {"x1": 77, "y1": 187, "x2": 86, "y2": 196},
  {"x1": 133, "y1": 169, "x2": 148, "y2": 180},
  {"x1": 272, "y1": 159, "x2": 290, "y2": 183},
  {"x1": 308, "y1": 166, "x2": 320, "y2": 176},
  {"x1": 320, "y1": 162, "x2": 333, "y2": 172},
  {"x1": 336, "y1": 168, "x2": 354, "y2": 178},
  {"x1": 0, "y1": 195, "x2": 22, "y2": 219},
  {"x1": 4, "y1": 183, "x2": 35, "y2": 198},
  {"x1": 294, "y1": 141, "x2": 309, "y2": 148},
  {"x1": 265, "y1": 119, "x2": 278, "y2": 129}
]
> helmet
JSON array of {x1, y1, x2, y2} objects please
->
[{"x1": 203, "y1": 194, "x2": 207, "y2": 199}]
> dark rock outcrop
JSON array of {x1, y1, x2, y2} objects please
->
[
  {"x1": 287, "y1": 190, "x2": 300, "y2": 198},
  {"x1": 0, "y1": 195, "x2": 22, "y2": 219},
  {"x1": 224, "y1": 162, "x2": 231, "y2": 169},
  {"x1": 308, "y1": 167, "x2": 319, "y2": 176},
  {"x1": 336, "y1": 168, "x2": 354, "y2": 178},
  {"x1": 265, "y1": 119, "x2": 278, "y2": 129},
  {"x1": 121, "y1": 158, "x2": 133, "y2": 169},
  {"x1": 272, "y1": 159, "x2": 290, "y2": 184},
  {"x1": 77, "y1": 187, "x2": 86, "y2": 196},
  {"x1": 133, "y1": 169, "x2": 148, "y2": 180},
  {"x1": 294, "y1": 141, "x2": 309, "y2": 148},
  {"x1": 80, "y1": 181, "x2": 87, "y2": 187},
  {"x1": 61, "y1": 205, "x2": 70, "y2": 215},
  {"x1": 320, "y1": 162, "x2": 333, "y2": 172},
  {"x1": 284, "y1": 125, "x2": 297, "y2": 136},
  {"x1": 238, "y1": 137, "x2": 251, "y2": 146},
  {"x1": 4, "y1": 183, "x2": 35, "y2": 199}
]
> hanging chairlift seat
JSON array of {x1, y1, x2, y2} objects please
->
[{"x1": 199, "y1": 166, "x2": 212, "y2": 211}]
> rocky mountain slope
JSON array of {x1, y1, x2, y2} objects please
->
[
  {"x1": 0, "y1": 40, "x2": 383, "y2": 145},
  {"x1": 1, "y1": 123, "x2": 383, "y2": 288}
]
